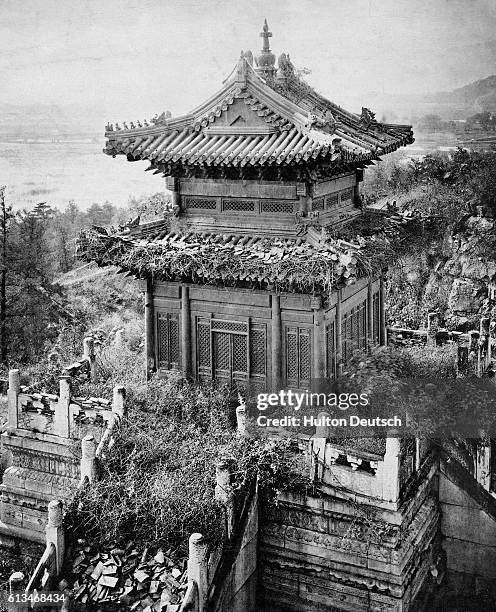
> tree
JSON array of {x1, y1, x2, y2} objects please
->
[{"x1": 0, "y1": 187, "x2": 14, "y2": 365}]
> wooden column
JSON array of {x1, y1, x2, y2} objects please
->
[
  {"x1": 166, "y1": 176, "x2": 181, "y2": 214},
  {"x1": 181, "y1": 285, "x2": 192, "y2": 380},
  {"x1": 379, "y1": 276, "x2": 387, "y2": 346},
  {"x1": 312, "y1": 296, "x2": 326, "y2": 379},
  {"x1": 145, "y1": 278, "x2": 155, "y2": 379},
  {"x1": 367, "y1": 279, "x2": 374, "y2": 346},
  {"x1": 335, "y1": 289, "x2": 343, "y2": 375},
  {"x1": 271, "y1": 294, "x2": 282, "y2": 390}
]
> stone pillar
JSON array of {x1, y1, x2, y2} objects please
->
[
  {"x1": 236, "y1": 401, "x2": 246, "y2": 436},
  {"x1": 83, "y1": 336, "x2": 96, "y2": 381},
  {"x1": 7, "y1": 369, "x2": 20, "y2": 430},
  {"x1": 55, "y1": 377, "x2": 71, "y2": 438},
  {"x1": 80, "y1": 435, "x2": 96, "y2": 484},
  {"x1": 271, "y1": 294, "x2": 282, "y2": 390},
  {"x1": 145, "y1": 278, "x2": 155, "y2": 379},
  {"x1": 114, "y1": 329, "x2": 125, "y2": 349},
  {"x1": 335, "y1": 290, "x2": 343, "y2": 375},
  {"x1": 181, "y1": 285, "x2": 192, "y2": 379},
  {"x1": 476, "y1": 440, "x2": 491, "y2": 491},
  {"x1": 480, "y1": 317, "x2": 491, "y2": 374},
  {"x1": 112, "y1": 386, "x2": 126, "y2": 419},
  {"x1": 46, "y1": 500, "x2": 65, "y2": 574},
  {"x1": 215, "y1": 461, "x2": 234, "y2": 538},
  {"x1": 379, "y1": 276, "x2": 386, "y2": 346},
  {"x1": 312, "y1": 296, "x2": 326, "y2": 379},
  {"x1": 187, "y1": 533, "x2": 208, "y2": 612},
  {"x1": 367, "y1": 280, "x2": 374, "y2": 345},
  {"x1": 379, "y1": 437, "x2": 401, "y2": 502}
]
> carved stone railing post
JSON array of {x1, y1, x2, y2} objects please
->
[
  {"x1": 235, "y1": 401, "x2": 246, "y2": 436},
  {"x1": 83, "y1": 336, "x2": 96, "y2": 382},
  {"x1": 379, "y1": 437, "x2": 401, "y2": 502},
  {"x1": 215, "y1": 461, "x2": 234, "y2": 538},
  {"x1": 7, "y1": 369, "x2": 20, "y2": 430},
  {"x1": 46, "y1": 500, "x2": 65, "y2": 574},
  {"x1": 80, "y1": 435, "x2": 97, "y2": 485},
  {"x1": 54, "y1": 376, "x2": 71, "y2": 438},
  {"x1": 476, "y1": 440, "x2": 491, "y2": 491},
  {"x1": 114, "y1": 329, "x2": 125, "y2": 349},
  {"x1": 112, "y1": 385, "x2": 126, "y2": 419},
  {"x1": 187, "y1": 533, "x2": 208, "y2": 612}
]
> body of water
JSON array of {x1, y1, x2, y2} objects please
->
[{"x1": 0, "y1": 139, "x2": 164, "y2": 211}]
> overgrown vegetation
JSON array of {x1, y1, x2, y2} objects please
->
[
  {"x1": 64, "y1": 360, "x2": 310, "y2": 553},
  {"x1": 0, "y1": 191, "x2": 169, "y2": 370}
]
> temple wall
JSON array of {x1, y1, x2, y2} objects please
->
[
  {"x1": 211, "y1": 490, "x2": 259, "y2": 612},
  {"x1": 439, "y1": 466, "x2": 496, "y2": 581},
  {"x1": 176, "y1": 173, "x2": 360, "y2": 235},
  {"x1": 149, "y1": 280, "x2": 378, "y2": 389}
]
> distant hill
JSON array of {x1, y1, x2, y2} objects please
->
[
  {"x1": 342, "y1": 75, "x2": 496, "y2": 124},
  {"x1": 423, "y1": 75, "x2": 496, "y2": 115}
]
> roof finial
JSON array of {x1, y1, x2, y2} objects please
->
[
  {"x1": 255, "y1": 19, "x2": 276, "y2": 80},
  {"x1": 260, "y1": 19, "x2": 272, "y2": 52}
]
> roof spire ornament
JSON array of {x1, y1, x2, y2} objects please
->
[
  {"x1": 260, "y1": 18, "x2": 272, "y2": 51},
  {"x1": 255, "y1": 19, "x2": 276, "y2": 80}
]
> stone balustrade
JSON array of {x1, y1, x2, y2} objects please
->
[
  {"x1": 0, "y1": 369, "x2": 126, "y2": 544},
  {"x1": 25, "y1": 500, "x2": 65, "y2": 594}
]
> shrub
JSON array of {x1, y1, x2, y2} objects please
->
[{"x1": 64, "y1": 373, "x2": 311, "y2": 554}]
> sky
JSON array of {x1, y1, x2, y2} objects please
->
[{"x1": 1, "y1": 0, "x2": 496, "y2": 121}]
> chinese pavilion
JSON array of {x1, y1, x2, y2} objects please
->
[
  {"x1": 79, "y1": 20, "x2": 413, "y2": 392},
  {"x1": 75, "y1": 22, "x2": 496, "y2": 612}
]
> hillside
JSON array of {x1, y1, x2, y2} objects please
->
[{"x1": 345, "y1": 75, "x2": 496, "y2": 124}]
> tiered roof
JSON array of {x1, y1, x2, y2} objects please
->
[
  {"x1": 104, "y1": 23, "x2": 413, "y2": 176},
  {"x1": 77, "y1": 221, "x2": 377, "y2": 295}
]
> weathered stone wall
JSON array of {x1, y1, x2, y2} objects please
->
[
  {"x1": 258, "y1": 444, "x2": 440, "y2": 611},
  {"x1": 439, "y1": 457, "x2": 496, "y2": 583},
  {"x1": 210, "y1": 490, "x2": 259, "y2": 612}
]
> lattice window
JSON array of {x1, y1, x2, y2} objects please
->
[
  {"x1": 299, "y1": 331, "x2": 311, "y2": 381},
  {"x1": 260, "y1": 200, "x2": 294, "y2": 214},
  {"x1": 326, "y1": 322, "x2": 336, "y2": 378},
  {"x1": 250, "y1": 326, "x2": 266, "y2": 376},
  {"x1": 325, "y1": 193, "x2": 339, "y2": 208},
  {"x1": 341, "y1": 300, "x2": 367, "y2": 364},
  {"x1": 340, "y1": 188, "x2": 353, "y2": 203},
  {"x1": 222, "y1": 199, "x2": 257, "y2": 212},
  {"x1": 197, "y1": 320, "x2": 211, "y2": 370},
  {"x1": 285, "y1": 326, "x2": 312, "y2": 387},
  {"x1": 312, "y1": 197, "x2": 324, "y2": 211},
  {"x1": 184, "y1": 197, "x2": 217, "y2": 210},
  {"x1": 211, "y1": 320, "x2": 248, "y2": 333},
  {"x1": 213, "y1": 332, "x2": 230, "y2": 372},
  {"x1": 157, "y1": 313, "x2": 180, "y2": 369},
  {"x1": 232, "y1": 335, "x2": 248, "y2": 372},
  {"x1": 372, "y1": 292, "x2": 380, "y2": 344}
]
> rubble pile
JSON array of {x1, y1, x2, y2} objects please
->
[{"x1": 67, "y1": 541, "x2": 187, "y2": 611}]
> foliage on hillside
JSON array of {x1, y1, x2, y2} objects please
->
[
  {"x1": 0, "y1": 190, "x2": 170, "y2": 369},
  {"x1": 362, "y1": 150, "x2": 496, "y2": 327},
  {"x1": 364, "y1": 148, "x2": 496, "y2": 221}
]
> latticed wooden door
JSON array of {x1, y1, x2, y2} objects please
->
[
  {"x1": 213, "y1": 331, "x2": 248, "y2": 387},
  {"x1": 157, "y1": 312, "x2": 180, "y2": 370},
  {"x1": 196, "y1": 317, "x2": 266, "y2": 391},
  {"x1": 285, "y1": 326, "x2": 312, "y2": 388}
]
